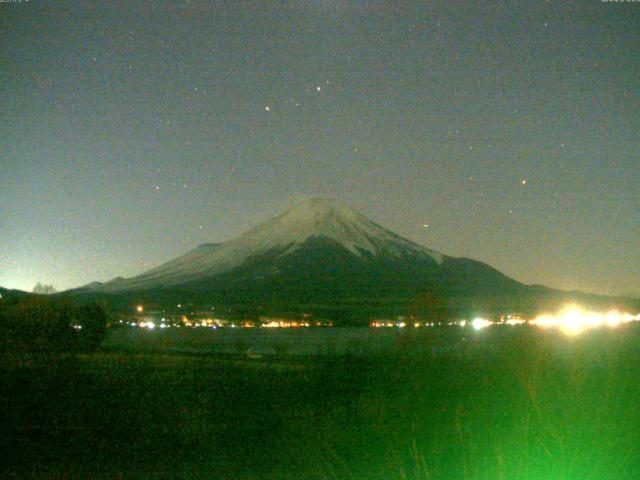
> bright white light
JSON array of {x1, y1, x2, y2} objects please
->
[
  {"x1": 472, "y1": 318, "x2": 492, "y2": 330},
  {"x1": 505, "y1": 319, "x2": 525, "y2": 325},
  {"x1": 459, "y1": 320, "x2": 467, "y2": 327},
  {"x1": 561, "y1": 307, "x2": 586, "y2": 335},
  {"x1": 530, "y1": 305, "x2": 640, "y2": 335},
  {"x1": 606, "y1": 311, "x2": 622, "y2": 328}
]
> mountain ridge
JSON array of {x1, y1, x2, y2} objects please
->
[
  {"x1": 69, "y1": 198, "x2": 639, "y2": 320},
  {"x1": 91, "y1": 198, "x2": 444, "y2": 292}
]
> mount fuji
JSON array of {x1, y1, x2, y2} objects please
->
[
  {"x1": 74, "y1": 199, "x2": 633, "y2": 321},
  {"x1": 94, "y1": 198, "x2": 447, "y2": 292}
]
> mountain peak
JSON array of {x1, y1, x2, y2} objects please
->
[
  {"x1": 232, "y1": 197, "x2": 443, "y2": 263},
  {"x1": 274, "y1": 198, "x2": 363, "y2": 226},
  {"x1": 90, "y1": 198, "x2": 444, "y2": 292}
]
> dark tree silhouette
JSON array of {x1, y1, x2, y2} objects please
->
[
  {"x1": 0, "y1": 298, "x2": 107, "y2": 352},
  {"x1": 32, "y1": 282, "x2": 57, "y2": 294},
  {"x1": 72, "y1": 303, "x2": 108, "y2": 351}
]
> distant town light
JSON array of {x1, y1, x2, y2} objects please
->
[
  {"x1": 530, "y1": 305, "x2": 640, "y2": 336},
  {"x1": 472, "y1": 318, "x2": 492, "y2": 330},
  {"x1": 505, "y1": 318, "x2": 525, "y2": 326},
  {"x1": 136, "y1": 305, "x2": 143, "y2": 313}
]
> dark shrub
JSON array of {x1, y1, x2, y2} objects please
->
[
  {"x1": 72, "y1": 303, "x2": 108, "y2": 352},
  {"x1": 0, "y1": 298, "x2": 107, "y2": 353}
]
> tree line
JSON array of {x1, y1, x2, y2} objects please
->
[{"x1": 0, "y1": 296, "x2": 107, "y2": 352}]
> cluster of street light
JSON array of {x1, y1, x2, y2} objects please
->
[
  {"x1": 529, "y1": 306, "x2": 640, "y2": 335},
  {"x1": 453, "y1": 306, "x2": 640, "y2": 335},
  {"x1": 370, "y1": 305, "x2": 640, "y2": 336},
  {"x1": 126, "y1": 304, "x2": 639, "y2": 336}
]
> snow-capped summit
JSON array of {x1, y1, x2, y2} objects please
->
[
  {"x1": 72, "y1": 198, "x2": 638, "y2": 320},
  {"x1": 94, "y1": 198, "x2": 443, "y2": 292},
  {"x1": 238, "y1": 198, "x2": 443, "y2": 261}
]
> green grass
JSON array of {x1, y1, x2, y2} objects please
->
[{"x1": 2, "y1": 325, "x2": 640, "y2": 479}]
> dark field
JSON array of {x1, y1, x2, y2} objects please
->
[{"x1": 2, "y1": 326, "x2": 640, "y2": 479}]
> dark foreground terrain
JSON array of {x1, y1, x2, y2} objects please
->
[{"x1": 2, "y1": 326, "x2": 640, "y2": 479}]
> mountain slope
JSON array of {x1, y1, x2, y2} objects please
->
[
  {"x1": 76, "y1": 198, "x2": 637, "y2": 320},
  {"x1": 94, "y1": 198, "x2": 444, "y2": 292}
]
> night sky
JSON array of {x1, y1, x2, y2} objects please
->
[{"x1": 1, "y1": 1, "x2": 638, "y2": 297}]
